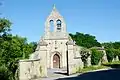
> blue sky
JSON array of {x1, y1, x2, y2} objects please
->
[{"x1": 1, "y1": 0, "x2": 120, "y2": 42}]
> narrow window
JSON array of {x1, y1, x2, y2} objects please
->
[
  {"x1": 55, "y1": 41, "x2": 57, "y2": 44},
  {"x1": 50, "y1": 20, "x2": 54, "y2": 32},
  {"x1": 56, "y1": 19, "x2": 61, "y2": 32}
]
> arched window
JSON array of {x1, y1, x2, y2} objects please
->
[
  {"x1": 56, "y1": 19, "x2": 61, "y2": 32},
  {"x1": 49, "y1": 20, "x2": 54, "y2": 32}
]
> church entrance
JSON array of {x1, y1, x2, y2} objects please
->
[{"x1": 53, "y1": 54, "x2": 60, "y2": 68}]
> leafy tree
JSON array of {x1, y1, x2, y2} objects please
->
[
  {"x1": 69, "y1": 32, "x2": 101, "y2": 48},
  {"x1": 106, "y1": 48, "x2": 114, "y2": 62},
  {"x1": 102, "y1": 42, "x2": 113, "y2": 49},
  {"x1": 29, "y1": 42, "x2": 37, "y2": 52},
  {"x1": 0, "y1": 18, "x2": 36, "y2": 80},
  {"x1": 0, "y1": 18, "x2": 11, "y2": 34},
  {"x1": 102, "y1": 42, "x2": 120, "y2": 49},
  {"x1": 117, "y1": 49, "x2": 120, "y2": 60},
  {"x1": 0, "y1": 65, "x2": 9, "y2": 80},
  {"x1": 113, "y1": 42, "x2": 120, "y2": 49},
  {"x1": 102, "y1": 42, "x2": 120, "y2": 61},
  {"x1": 113, "y1": 49, "x2": 119, "y2": 58},
  {"x1": 91, "y1": 49, "x2": 103, "y2": 65}
]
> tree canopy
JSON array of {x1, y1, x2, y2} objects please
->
[
  {"x1": 0, "y1": 18, "x2": 11, "y2": 34},
  {"x1": 0, "y1": 18, "x2": 37, "y2": 80},
  {"x1": 69, "y1": 32, "x2": 101, "y2": 48},
  {"x1": 102, "y1": 42, "x2": 120, "y2": 49}
]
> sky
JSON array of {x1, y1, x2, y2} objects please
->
[{"x1": 1, "y1": 0, "x2": 120, "y2": 43}]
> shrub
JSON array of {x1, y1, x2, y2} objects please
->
[
  {"x1": 80, "y1": 48, "x2": 90, "y2": 67},
  {"x1": 112, "y1": 49, "x2": 119, "y2": 58},
  {"x1": 117, "y1": 49, "x2": 120, "y2": 60},
  {"x1": 91, "y1": 49, "x2": 103, "y2": 65},
  {"x1": 0, "y1": 65, "x2": 9, "y2": 80},
  {"x1": 106, "y1": 49, "x2": 114, "y2": 62}
]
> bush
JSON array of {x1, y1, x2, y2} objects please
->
[
  {"x1": 106, "y1": 49, "x2": 114, "y2": 62},
  {"x1": 112, "y1": 49, "x2": 119, "y2": 58},
  {"x1": 80, "y1": 48, "x2": 90, "y2": 67},
  {"x1": 0, "y1": 60, "x2": 19, "y2": 80},
  {"x1": 0, "y1": 65, "x2": 9, "y2": 80},
  {"x1": 117, "y1": 49, "x2": 120, "y2": 60},
  {"x1": 91, "y1": 49, "x2": 103, "y2": 65}
]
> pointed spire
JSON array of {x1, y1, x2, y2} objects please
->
[
  {"x1": 53, "y1": 4, "x2": 57, "y2": 11},
  {"x1": 53, "y1": 4, "x2": 56, "y2": 10}
]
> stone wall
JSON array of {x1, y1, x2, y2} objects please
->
[
  {"x1": 67, "y1": 41, "x2": 83, "y2": 75},
  {"x1": 19, "y1": 59, "x2": 46, "y2": 80},
  {"x1": 68, "y1": 58, "x2": 83, "y2": 74},
  {"x1": 44, "y1": 39, "x2": 68, "y2": 68}
]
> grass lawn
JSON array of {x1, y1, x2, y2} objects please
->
[
  {"x1": 102, "y1": 61, "x2": 120, "y2": 68},
  {"x1": 78, "y1": 65, "x2": 108, "y2": 73},
  {"x1": 103, "y1": 61, "x2": 120, "y2": 65},
  {"x1": 78, "y1": 61, "x2": 120, "y2": 73}
]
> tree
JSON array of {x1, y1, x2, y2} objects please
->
[
  {"x1": 69, "y1": 32, "x2": 101, "y2": 48},
  {"x1": 91, "y1": 49, "x2": 103, "y2": 65},
  {"x1": 117, "y1": 49, "x2": 120, "y2": 60},
  {"x1": 0, "y1": 18, "x2": 36, "y2": 80},
  {"x1": 106, "y1": 48, "x2": 114, "y2": 62},
  {"x1": 113, "y1": 42, "x2": 120, "y2": 49},
  {"x1": 29, "y1": 42, "x2": 37, "y2": 52},
  {"x1": 102, "y1": 42, "x2": 120, "y2": 49},
  {"x1": 0, "y1": 34, "x2": 37, "y2": 80},
  {"x1": 0, "y1": 18, "x2": 11, "y2": 34},
  {"x1": 102, "y1": 42, "x2": 120, "y2": 62}
]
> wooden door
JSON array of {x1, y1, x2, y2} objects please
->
[{"x1": 53, "y1": 54, "x2": 60, "y2": 68}]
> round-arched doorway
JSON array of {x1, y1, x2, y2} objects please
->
[{"x1": 53, "y1": 54, "x2": 60, "y2": 68}]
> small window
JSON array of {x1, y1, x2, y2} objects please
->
[
  {"x1": 56, "y1": 19, "x2": 61, "y2": 31},
  {"x1": 55, "y1": 47, "x2": 57, "y2": 49},
  {"x1": 50, "y1": 20, "x2": 54, "y2": 32},
  {"x1": 55, "y1": 41, "x2": 57, "y2": 44}
]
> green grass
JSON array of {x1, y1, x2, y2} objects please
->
[
  {"x1": 102, "y1": 61, "x2": 120, "y2": 68},
  {"x1": 103, "y1": 61, "x2": 120, "y2": 65},
  {"x1": 77, "y1": 61, "x2": 120, "y2": 73},
  {"x1": 78, "y1": 65, "x2": 108, "y2": 73}
]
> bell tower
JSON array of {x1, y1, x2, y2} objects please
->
[{"x1": 44, "y1": 5, "x2": 67, "y2": 39}]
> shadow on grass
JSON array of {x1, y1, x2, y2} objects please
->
[
  {"x1": 103, "y1": 63, "x2": 120, "y2": 68},
  {"x1": 56, "y1": 68, "x2": 120, "y2": 80},
  {"x1": 54, "y1": 72, "x2": 68, "y2": 76}
]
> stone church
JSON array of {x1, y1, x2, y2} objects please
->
[
  {"x1": 19, "y1": 5, "x2": 108, "y2": 80},
  {"x1": 19, "y1": 5, "x2": 84, "y2": 80},
  {"x1": 30, "y1": 5, "x2": 82, "y2": 69}
]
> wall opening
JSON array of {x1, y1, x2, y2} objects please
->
[
  {"x1": 49, "y1": 20, "x2": 54, "y2": 32},
  {"x1": 56, "y1": 19, "x2": 61, "y2": 32}
]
